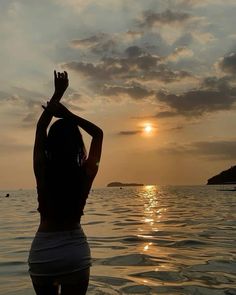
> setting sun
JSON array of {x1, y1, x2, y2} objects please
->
[
  {"x1": 144, "y1": 125, "x2": 152, "y2": 133},
  {"x1": 144, "y1": 124, "x2": 153, "y2": 134}
]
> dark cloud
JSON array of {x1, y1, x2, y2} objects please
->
[
  {"x1": 65, "y1": 30, "x2": 236, "y2": 119},
  {"x1": 167, "y1": 47, "x2": 193, "y2": 61},
  {"x1": 126, "y1": 30, "x2": 144, "y2": 38},
  {"x1": 154, "y1": 111, "x2": 179, "y2": 118},
  {"x1": 91, "y1": 39, "x2": 117, "y2": 55},
  {"x1": 176, "y1": 0, "x2": 205, "y2": 6},
  {"x1": 118, "y1": 130, "x2": 140, "y2": 135},
  {"x1": 142, "y1": 68, "x2": 193, "y2": 83},
  {"x1": 70, "y1": 33, "x2": 117, "y2": 55},
  {"x1": 193, "y1": 141, "x2": 236, "y2": 159},
  {"x1": 157, "y1": 76, "x2": 236, "y2": 116},
  {"x1": 125, "y1": 46, "x2": 145, "y2": 58},
  {"x1": 202, "y1": 76, "x2": 232, "y2": 90},
  {"x1": 160, "y1": 140, "x2": 236, "y2": 160},
  {"x1": 0, "y1": 87, "x2": 45, "y2": 126},
  {"x1": 139, "y1": 9, "x2": 192, "y2": 28},
  {"x1": 102, "y1": 83, "x2": 153, "y2": 100},
  {"x1": 166, "y1": 125, "x2": 184, "y2": 131},
  {"x1": 71, "y1": 33, "x2": 107, "y2": 48},
  {"x1": 63, "y1": 61, "x2": 113, "y2": 80},
  {"x1": 173, "y1": 33, "x2": 194, "y2": 47},
  {"x1": 64, "y1": 46, "x2": 193, "y2": 85},
  {"x1": 63, "y1": 51, "x2": 161, "y2": 81},
  {"x1": 218, "y1": 52, "x2": 236, "y2": 74}
]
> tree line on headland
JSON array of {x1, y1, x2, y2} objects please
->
[{"x1": 207, "y1": 166, "x2": 236, "y2": 184}]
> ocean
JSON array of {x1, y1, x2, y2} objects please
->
[{"x1": 0, "y1": 185, "x2": 236, "y2": 295}]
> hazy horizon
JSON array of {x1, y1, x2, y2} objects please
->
[{"x1": 1, "y1": 0, "x2": 236, "y2": 189}]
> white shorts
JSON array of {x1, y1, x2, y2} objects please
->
[{"x1": 28, "y1": 226, "x2": 91, "y2": 277}]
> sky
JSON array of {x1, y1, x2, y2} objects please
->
[{"x1": 1, "y1": 0, "x2": 236, "y2": 189}]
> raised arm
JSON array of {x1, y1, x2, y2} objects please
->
[
  {"x1": 33, "y1": 71, "x2": 68, "y2": 188},
  {"x1": 69, "y1": 112, "x2": 103, "y2": 178},
  {"x1": 44, "y1": 102, "x2": 103, "y2": 178}
]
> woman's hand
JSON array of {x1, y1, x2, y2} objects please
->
[
  {"x1": 54, "y1": 70, "x2": 69, "y2": 95},
  {"x1": 42, "y1": 101, "x2": 72, "y2": 119}
]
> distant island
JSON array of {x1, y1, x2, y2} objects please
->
[
  {"x1": 207, "y1": 166, "x2": 236, "y2": 184},
  {"x1": 107, "y1": 182, "x2": 144, "y2": 187}
]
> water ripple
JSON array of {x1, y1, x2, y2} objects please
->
[{"x1": 1, "y1": 186, "x2": 236, "y2": 294}]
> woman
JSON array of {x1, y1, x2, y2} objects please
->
[{"x1": 28, "y1": 71, "x2": 103, "y2": 295}]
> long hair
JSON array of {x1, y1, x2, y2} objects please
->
[
  {"x1": 46, "y1": 118, "x2": 87, "y2": 168},
  {"x1": 44, "y1": 119, "x2": 87, "y2": 217}
]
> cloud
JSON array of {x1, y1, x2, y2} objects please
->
[
  {"x1": 166, "y1": 125, "x2": 184, "y2": 131},
  {"x1": 71, "y1": 33, "x2": 117, "y2": 55},
  {"x1": 0, "y1": 86, "x2": 45, "y2": 126},
  {"x1": 193, "y1": 141, "x2": 236, "y2": 159},
  {"x1": 154, "y1": 110, "x2": 179, "y2": 118},
  {"x1": 102, "y1": 83, "x2": 153, "y2": 100},
  {"x1": 191, "y1": 31, "x2": 216, "y2": 44},
  {"x1": 159, "y1": 140, "x2": 236, "y2": 160},
  {"x1": 63, "y1": 50, "x2": 161, "y2": 81},
  {"x1": 139, "y1": 9, "x2": 192, "y2": 28},
  {"x1": 125, "y1": 45, "x2": 145, "y2": 58},
  {"x1": 118, "y1": 130, "x2": 140, "y2": 135},
  {"x1": 177, "y1": 0, "x2": 236, "y2": 6},
  {"x1": 70, "y1": 33, "x2": 107, "y2": 49},
  {"x1": 218, "y1": 52, "x2": 236, "y2": 74},
  {"x1": 156, "y1": 75, "x2": 236, "y2": 117},
  {"x1": 124, "y1": 30, "x2": 144, "y2": 41},
  {"x1": 173, "y1": 33, "x2": 194, "y2": 47},
  {"x1": 64, "y1": 44, "x2": 195, "y2": 86},
  {"x1": 166, "y1": 47, "x2": 194, "y2": 62},
  {"x1": 141, "y1": 67, "x2": 194, "y2": 83}
]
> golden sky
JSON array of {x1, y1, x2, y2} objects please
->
[{"x1": 1, "y1": 0, "x2": 236, "y2": 189}]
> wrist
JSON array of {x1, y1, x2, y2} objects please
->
[{"x1": 51, "y1": 91, "x2": 64, "y2": 101}]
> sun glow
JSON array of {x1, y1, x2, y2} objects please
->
[
  {"x1": 143, "y1": 123, "x2": 154, "y2": 135},
  {"x1": 144, "y1": 125, "x2": 152, "y2": 133}
]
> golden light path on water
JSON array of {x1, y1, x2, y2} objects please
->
[{"x1": 135, "y1": 185, "x2": 169, "y2": 286}]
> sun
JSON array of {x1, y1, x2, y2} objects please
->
[
  {"x1": 144, "y1": 125, "x2": 152, "y2": 133},
  {"x1": 143, "y1": 123, "x2": 153, "y2": 135}
]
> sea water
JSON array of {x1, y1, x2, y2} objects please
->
[{"x1": 0, "y1": 185, "x2": 236, "y2": 295}]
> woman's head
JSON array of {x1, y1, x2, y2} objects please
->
[{"x1": 46, "y1": 119, "x2": 86, "y2": 166}]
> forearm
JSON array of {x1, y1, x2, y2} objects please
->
[
  {"x1": 37, "y1": 92, "x2": 63, "y2": 130},
  {"x1": 67, "y1": 112, "x2": 103, "y2": 138}
]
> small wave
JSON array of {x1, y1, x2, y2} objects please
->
[
  {"x1": 84, "y1": 221, "x2": 104, "y2": 225},
  {"x1": 130, "y1": 270, "x2": 187, "y2": 282},
  {"x1": 99, "y1": 253, "x2": 158, "y2": 266},
  {"x1": 121, "y1": 284, "x2": 151, "y2": 294},
  {"x1": 92, "y1": 275, "x2": 131, "y2": 286},
  {"x1": 113, "y1": 221, "x2": 143, "y2": 226},
  {"x1": 187, "y1": 260, "x2": 236, "y2": 274},
  {"x1": 170, "y1": 239, "x2": 208, "y2": 248}
]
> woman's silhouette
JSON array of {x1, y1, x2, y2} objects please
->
[{"x1": 28, "y1": 71, "x2": 103, "y2": 295}]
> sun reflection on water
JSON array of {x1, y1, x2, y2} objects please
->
[{"x1": 136, "y1": 185, "x2": 167, "y2": 256}]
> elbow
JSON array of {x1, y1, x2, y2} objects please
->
[
  {"x1": 96, "y1": 128, "x2": 103, "y2": 139},
  {"x1": 36, "y1": 121, "x2": 47, "y2": 131}
]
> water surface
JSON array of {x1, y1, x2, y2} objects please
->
[{"x1": 0, "y1": 185, "x2": 236, "y2": 294}]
